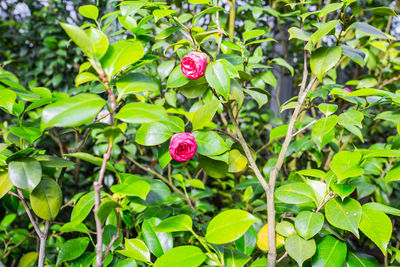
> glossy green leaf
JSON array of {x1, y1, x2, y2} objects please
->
[
  {"x1": 199, "y1": 155, "x2": 228, "y2": 178},
  {"x1": 350, "y1": 22, "x2": 391, "y2": 39},
  {"x1": 65, "y1": 152, "x2": 116, "y2": 173},
  {"x1": 205, "y1": 61, "x2": 230, "y2": 100},
  {"x1": 346, "y1": 252, "x2": 380, "y2": 267},
  {"x1": 0, "y1": 89, "x2": 16, "y2": 113},
  {"x1": 142, "y1": 218, "x2": 173, "y2": 258},
  {"x1": 364, "y1": 7, "x2": 397, "y2": 16},
  {"x1": 110, "y1": 180, "x2": 151, "y2": 199},
  {"x1": 8, "y1": 158, "x2": 42, "y2": 192},
  {"x1": 295, "y1": 211, "x2": 324, "y2": 240},
  {"x1": 297, "y1": 169, "x2": 326, "y2": 180},
  {"x1": 285, "y1": 234, "x2": 316, "y2": 267},
  {"x1": 86, "y1": 27, "x2": 108, "y2": 60},
  {"x1": 325, "y1": 198, "x2": 362, "y2": 237},
  {"x1": 244, "y1": 87, "x2": 271, "y2": 108},
  {"x1": 59, "y1": 22, "x2": 93, "y2": 58},
  {"x1": 362, "y1": 202, "x2": 400, "y2": 216},
  {"x1": 154, "y1": 246, "x2": 206, "y2": 267},
  {"x1": 224, "y1": 248, "x2": 251, "y2": 267},
  {"x1": 318, "y1": 3, "x2": 343, "y2": 17},
  {"x1": 30, "y1": 178, "x2": 62, "y2": 220},
  {"x1": 117, "y1": 73, "x2": 159, "y2": 97},
  {"x1": 243, "y1": 29, "x2": 265, "y2": 41},
  {"x1": 116, "y1": 102, "x2": 168, "y2": 124},
  {"x1": 41, "y1": 93, "x2": 106, "y2": 130},
  {"x1": 154, "y1": 215, "x2": 193, "y2": 232},
  {"x1": 338, "y1": 110, "x2": 364, "y2": 127},
  {"x1": 118, "y1": 238, "x2": 151, "y2": 262},
  {"x1": 167, "y1": 65, "x2": 190, "y2": 88},
  {"x1": 135, "y1": 122, "x2": 172, "y2": 146},
  {"x1": 192, "y1": 131, "x2": 229, "y2": 156},
  {"x1": 18, "y1": 252, "x2": 38, "y2": 267},
  {"x1": 71, "y1": 192, "x2": 95, "y2": 224},
  {"x1": 288, "y1": 27, "x2": 311, "y2": 41},
  {"x1": 318, "y1": 103, "x2": 338, "y2": 116},
  {"x1": 331, "y1": 151, "x2": 364, "y2": 182},
  {"x1": 100, "y1": 40, "x2": 144, "y2": 78},
  {"x1": 310, "y1": 20, "x2": 339, "y2": 44},
  {"x1": 275, "y1": 182, "x2": 316, "y2": 205},
  {"x1": 57, "y1": 237, "x2": 89, "y2": 265},
  {"x1": 310, "y1": 46, "x2": 342, "y2": 82},
  {"x1": 0, "y1": 172, "x2": 13, "y2": 199},
  {"x1": 192, "y1": 100, "x2": 220, "y2": 130},
  {"x1": 205, "y1": 209, "x2": 260, "y2": 244},
  {"x1": 359, "y1": 206, "x2": 392, "y2": 255},
  {"x1": 234, "y1": 225, "x2": 257, "y2": 256},
  {"x1": 79, "y1": 5, "x2": 99, "y2": 20},
  {"x1": 312, "y1": 235, "x2": 347, "y2": 267},
  {"x1": 36, "y1": 155, "x2": 74, "y2": 168},
  {"x1": 153, "y1": 9, "x2": 177, "y2": 22},
  {"x1": 228, "y1": 149, "x2": 248, "y2": 173},
  {"x1": 311, "y1": 115, "x2": 338, "y2": 150}
]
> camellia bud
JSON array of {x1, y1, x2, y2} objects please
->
[
  {"x1": 169, "y1": 133, "x2": 197, "y2": 162},
  {"x1": 343, "y1": 87, "x2": 352, "y2": 93},
  {"x1": 181, "y1": 52, "x2": 208, "y2": 80}
]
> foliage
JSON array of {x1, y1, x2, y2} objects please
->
[{"x1": 1, "y1": 0, "x2": 400, "y2": 266}]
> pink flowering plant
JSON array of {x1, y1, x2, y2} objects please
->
[{"x1": 1, "y1": 1, "x2": 400, "y2": 267}]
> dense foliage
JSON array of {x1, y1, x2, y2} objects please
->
[{"x1": 1, "y1": 0, "x2": 400, "y2": 266}]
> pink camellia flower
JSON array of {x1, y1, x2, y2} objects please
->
[
  {"x1": 181, "y1": 52, "x2": 208, "y2": 80},
  {"x1": 169, "y1": 133, "x2": 197, "y2": 162},
  {"x1": 343, "y1": 87, "x2": 352, "y2": 93}
]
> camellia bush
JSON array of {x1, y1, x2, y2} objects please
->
[{"x1": 1, "y1": 0, "x2": 400, "y2": 266}]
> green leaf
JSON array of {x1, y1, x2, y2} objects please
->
[
  {"x1": 359, "y1": 206, "x2": 392, "y2": 255},
  {"x1": 341, "y1": 45, "x2": 365, "y2": 66},
  {"x1": 318, "y1": 3, "x2": 343, "y2": 17},
  {"x1": 79, "y1": 5, "x2": 99, "y2": 20},
  {"x1": 30, "y1": 178, "x2": 62, "y2": 220},
  {"x1": 191, "y1": 100, "x2": 220, "y2": 130},
  {"x1": 0, "y1": 89, "x2": 16, "y2": 113},
  {"x1": 224, "y1": 248, "x2": 251, "y2": 267},
  {"x1": 86, "y1": 27, "x2": 109, "y2": 60},
  {"x1": 100, "y1": 40, "x2": 144, "y2": 79},
  {"x1": 331, "y1": 183, "x2": 355, "y2": 199},
  {"x1": 288, "y1": 27, "x2": 311, "y2": 41},
  {"x1": 205, "y1": 209, "x2": 260, "y2": 244},
  {"x1": 235, "y1": 226, "x2": 257, "y2": 256},
  {"x1": 318, "y1": 103, "x2": 337, "y2": 116},
  {"x1": 156, "y1": 26, "x2": 182, "y2": 40},
  {"x1": 362, "y1": 202, "x2": 400, "y2": 216},
  {"x1": 244, "y1": 88, "x2": 271, "y2": 108},
  {"x1": 57, "y1": 237, "x2": 89, "y2": 265},
  {"x1": 285, "y1": 234, "x2": 316, "y2": 267},
  {"x1": 311, "y1": 115, "x2": 338, "y2": 150},
  {"x1": 154, "y1": 246, "x2": 206, "y2": 267},
  {"x1": 312, "y1": 235, "x2": 347, "y2": 267},
  {"x1": 228, "y1": 149, "x2": 248, "y2": 173},
  {"x1": 331, "y1": 151, "x2": 364, "y2": 182},
  {"x1": 0, "y1": 172, "x2": 13, "y2": 199},
  {"x1": 41, "y1": 93, "x2": 106, "y2": 130},
  {"x1": 18, "y1": 252, "x2": 38, "y2": 267},
  {"x1": 116, "y1": 102, "x2": 168, "y2": 124},
  {"x1": 142, "y1": 218, "x2": 173, "y2": 258},
  {"x1": 199, "y1": 155, "x2": 228, "y2": 178},
  {"x1": 346, "y1": 252, "x2": 380, "y2": 267},
  {"x1": 295, "y1": 211, "x2": 324, "y2": 240},
  {"x1": 192, "y1": 6, "x2": 224, "y2": 25},
  {"x1": 338, "y1": 110, "x2": 363, "y2": 127},
  {"x1": 110, "y1": 180, "x2": 151, "y2": 199},
  {"x1": 310, "y1": 20, "x2": 339, "y2": 44},
  {"x1": 167, "y1": 65, "x2": 190, "y2": 88},
  {"x1": 350, "y1": 22, "x2": 391, "y2": 39},
  {"x1": 364, "y1": 7, "x2": 397, "y2": 16},
  {"x1": 325, "y1": 197, "x2": 362, "y2": 237},
  {"x1": 59, "y1": 22, "x2": 93, "y2": 58},
  {"x1": 192, "y1": 131, "x2": 229, "y2": 156},
  {"x1": 71, "y1": 192, "x2": 95, "y2": 224},
  {"x1": 154, "y1": 215, "x2": 193, "y2": 232},
  {"x1": 275, "y1": 182, "x2": 316, "y2": 205},
  {"x1": 272, "y1": 57, "x2": 294, "y2": 76},
  {"x1": 297, "y1": 169, "x2": 326, "y2": 180},
  {"x1": 36, "y1": 155, "x2": 75, "y2": 168},
  {"x1": 153, "y1": 9, "x2": 178, "y2": 22},
  {"x1": 269, "y1": 124, "x2": 288, "y2": 141},
  {"x1": 118, "y1": 238, "x2": 150, "y2": 262},
  {"x1": 75, "y1": 72, "x2": 98, "y2": 87},
  {"x1": 243, "y1": 29, "x2": 265, "y2": 41},
  {"x1": 205, "y1": 61, "x2": 230, "y2": 100},
  {"x1": 117, "y1": 73, "x2": 159, "y2": 97},
  {"x1": 8, "y1": 158, "x2": 42, "y2": 192},
  {"x1": 65, "y1": 152, "x2": 116, "y2": 173},
  {"x1": 310, "y1": 46, "x2": 342, "y2": 82},
  {"x1": 135, "y1": 122, "x2": 172, "y2": 146}
]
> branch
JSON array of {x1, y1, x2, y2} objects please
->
[
  {"x1": 378, "y1": 75, "x2": 400, "y2": 89},
  {"x1": 315, "y1": 192, "x2": 335, "y2": 213},
  {"x1": 212, "y1": 128, "x2": 240, "y2": 142},
  {"x1": 38, "y1": 221, "x2": 50, "y2": 267},
  {"x1": 94, "y1": 141, "x2": 113, "y2": 267},
  {"x1": 103, "y1": 208, "x2": 120, "y2": 259},
  {"x1": 277, "y1": 252, "x2": 288, "y2": 263},
  {"x1": 292, "y1": 120, "x2": 317, "y2": 137}
]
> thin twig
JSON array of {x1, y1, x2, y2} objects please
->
[
  {"x1": 292, "y1": 120, "x2": 317, "y2": 137},
  {"x1": 277, "y1": 252, "x2": 288, "y2": 263},
  {"x1": 316, "y1": 192, "x2": 335, "y2": 213},
  {"x1": 14, "y1": 190, "x2": 43, "y2": 238},
  {"x1": 212, "y1": 128, "x2": 240, "y2": 142},
  {"x1": 103, "y1": 208, "x2": 120, "y2": 259}
]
